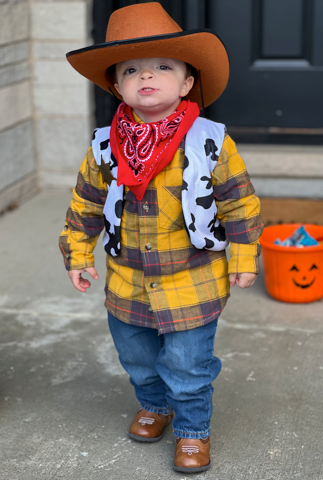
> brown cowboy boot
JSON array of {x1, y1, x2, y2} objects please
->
[
  {"x1": 129, "y1": 407, "x2": 173, "y2": 442},
  {"x1": 173, "y1": 437, "x2": 211, "y2": 473}
]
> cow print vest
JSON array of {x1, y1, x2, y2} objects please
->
[{"x1": 92, "y1": 116, "x2": 229, "y2": 257}]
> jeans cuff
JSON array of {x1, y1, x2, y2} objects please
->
[
  {"x1": 140, "y1": 403, "x2": 173, "y2": 415},
  {"x1": 173, "y1": 428, "x2": 210, "y2": 439}
]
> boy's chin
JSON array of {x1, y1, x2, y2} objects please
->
[
  {"x1": 130, "y1": 99, "x2": 182, "y2": 122},
  {"x1": 135, "y1": 101, "x2": 180, "y2": 112},
  {"x1": 134, "y1": 99, "x2": 161, "y2": 108}
]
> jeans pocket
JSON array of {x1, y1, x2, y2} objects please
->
[{"x1": 157, "y1": 185, "x2": 185, "y2": 231}]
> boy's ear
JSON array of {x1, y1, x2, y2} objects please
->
[
  {"x1": 114, "y1": 83, "x2": 122, "y2": 96},
  {"x1": 181, "y1": 75, "x2": 195, "y2": 98}
]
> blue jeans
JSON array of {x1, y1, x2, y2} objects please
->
[{"x1": 108, "y1": 313, "x2": 221, "y2": 439}]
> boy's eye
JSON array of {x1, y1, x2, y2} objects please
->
[
  {"x1": 125, "y1": 68, "x2": 136, "y2": 75},
  {"x1": 158, "y1": 65, "x2": 171, "y2": 70}
]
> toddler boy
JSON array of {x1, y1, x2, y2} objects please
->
[{"x1": 59, "y1": 2, "x2": 263, "y2": 473}]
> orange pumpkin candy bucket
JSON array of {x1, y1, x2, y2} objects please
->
[{"x1": 260, "y1": 224, "x2": 323, "y2": 303}]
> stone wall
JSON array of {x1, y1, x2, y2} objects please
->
[
  {"x1": 0, "y1": 0, "x2": 94, "y2": 213},
  {"x1": 0, "y1": 0, "x2": 37, "y2": 213},
  {"x1": 30, "y1": 0, "x2": 94, "y2": 188}
]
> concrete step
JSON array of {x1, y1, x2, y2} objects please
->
[{"x1": 238, "y1": 144, "x2": 323, "y2": 199}]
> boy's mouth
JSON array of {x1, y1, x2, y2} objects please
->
[{"x1": 139, "y1": 87, "x2": 158, "y2": 94}]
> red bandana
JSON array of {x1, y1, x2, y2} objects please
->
[{"x1": 110, "y1": 100, "x2": 200, "y2": 200}]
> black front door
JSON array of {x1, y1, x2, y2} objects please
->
[{"x1": 208, "y1": 0, "x2": 323, "y2": 134}]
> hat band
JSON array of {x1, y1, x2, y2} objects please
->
[{"x1": 66, "y1": 28, "x2": 217, "y2": 58}]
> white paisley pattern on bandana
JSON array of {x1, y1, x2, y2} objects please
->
[{"x1": 116, "y1": 104, "x2": 185, "y2": 179}]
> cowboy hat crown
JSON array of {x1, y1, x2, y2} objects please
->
[
  {"x1": 66, "y1": 2, "x2": 229, "y2": 108},
  {"x1": 105, "y1": 2, "x2": 182, "y2": 42}
]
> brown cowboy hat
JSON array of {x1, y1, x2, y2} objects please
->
[{"x1": 66, "y1": 2, "x2": 229, "y2": 109}]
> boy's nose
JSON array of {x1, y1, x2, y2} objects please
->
[{"x1": 140, "y1": 69, "x2": 154, "y2": 80}]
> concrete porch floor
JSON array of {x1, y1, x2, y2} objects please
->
[{"x1": 0, "y1": 191, "x2": 322, "y2": 480}]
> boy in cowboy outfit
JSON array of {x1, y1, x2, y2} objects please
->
[{"x1": 59, "y1": 2, "x2": 263, "y2": 473}]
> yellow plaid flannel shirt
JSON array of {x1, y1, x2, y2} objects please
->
[{"x1": 59, "y1": 133, "x2": 263, "y2": 334}]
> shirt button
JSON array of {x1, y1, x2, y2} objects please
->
[
  {"x1": 150, "y1": 282, "x2": 157, "y2": 288},
  {"x1": 145, "y1": 243, "x2": 152, "y2": 250},
  {"x1": 148, "y1": 306, "x2": 153, "y2": 313},
  {"x1": 66, "y1": 254, "x2": 71, "y2": 260},
  {"x1": 143, "y1": 203, "x2": 149, "y2": 212},
  {"x1": 64, "y1": 225, "x2": 68, "y2": 231}
]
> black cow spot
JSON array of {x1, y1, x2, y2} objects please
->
[
  {"x1": 204, "y1": 237, "x2": 215, "y2": 249},
  {"x1": 204, "y1": 139, "x2": 218, "y2": 161},
  {"x1": 104, "y1": 217, "x2": 111, "y2": 233},
  {"x1": 115, "y1": 199, "x2": 123, "y2": 219},
  {"x1": 213, "y1": 225, "x2": 226, "y2": 242},
  {"x1": 183, "y1": 155, "x2": 189, "y2": 170},
  {"x1": 92, "y1": 129, "x2": 97, "y2": 140},
  {"x1": 196, "y1": 192, "x2": 214, "y2": 209},
  {"x1": 183, "y1": 220, "x2": 190, "y2": 239},
  {"x1": 201, "y1": 175, "x2": 212, "y2": 190},
  {"x1": 103, "y1": 216, "x2": 121, "y2": 255},
  {"x1": 207, "y1": 214, "x2": 226, "y2": 241},
  {"x1": 207, "y1": 214, "x2": 217, "y2": 232},
  {"x1": 110, "y1": 153, "x2": 118, "y2": 170},
  {"x1": 211, "y1": 224, "x2": 226, "y2": 241},
  {"x1": 100, "y1": 138, "x2": 110, "y2": 150},
  {"x1": 188, "y1": 213, "x2": 196, "y2": 232},
  {"x1": 182, "y1": 180, "x2": 188, "y2": 191}
]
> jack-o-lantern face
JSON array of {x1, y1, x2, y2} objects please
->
[{"x1": 290, "y1": 263, "x2": 318, "y2": 289}]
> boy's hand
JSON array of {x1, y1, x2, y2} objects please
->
[
  {"x1": 68, "y1": 267, "x2": 99, "y2": 293},
  {"x1": 229, "y1": 272, "x2": 256, "y2": 289}
]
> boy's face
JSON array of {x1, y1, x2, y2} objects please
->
[{"x1": 114, "y1": 58, "x2": 194, "y2": 123}]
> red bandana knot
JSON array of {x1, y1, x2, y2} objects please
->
[{"x1": 117, "y1": 105, "x2": 185, "y2": 179}]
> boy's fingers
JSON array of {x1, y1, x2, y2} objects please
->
[
  {"x1": 67, "y1": 267, "x2": 98, "y2": 293},
  {"x1": 71, "y1": 277, "x2": 87, "y2": 293},
  {"x1": 236, "y1": 273, "x2": 257, "y2": 289},
  {"x1": 85, "y1": 267, "x2": 99, "y2": 280},
  {"x1": 79, "y1": 277, "x2": 91, "y2": 287},
  {"x1": 75, "y1": 285, "x2": 87, "y2": 293},
  {"x1": 229, "y1": 273, "x2": 237, "y2": 287},
  {"x1": 237, "y1": 278, "x2": 248, "y2": 289},
  {"x1": 229, "y1": 272, "x2": 257, "y2": 289},
  {"x1": 68, "y1": 269, "x2": 91, "y2": 293}
]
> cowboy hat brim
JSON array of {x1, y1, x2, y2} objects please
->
[{"x1": 66, "y1": 29, "x2": 229, "y2": 109}]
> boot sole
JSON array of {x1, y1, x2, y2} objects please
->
[
  {"x1": 173, "y1": 461, "x2": 211, "y2": 473},
  {"x1": 128, "y1": 431, "x2": 164, "y2": 443}
]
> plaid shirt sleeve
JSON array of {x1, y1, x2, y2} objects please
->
[
  {"x1": 212, "y1": 134, "x2": 264, "y2": 274},
  {"x1": 59, "y1": 147, "x2": 107, "y2": 271}
]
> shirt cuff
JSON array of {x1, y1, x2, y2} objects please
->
[
  {"x1": 63, "y1": 251, "x2": 95, "y2": 272},
  {"x1": 228, "y1": 242, "x2": 261, "y2": 274}
]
